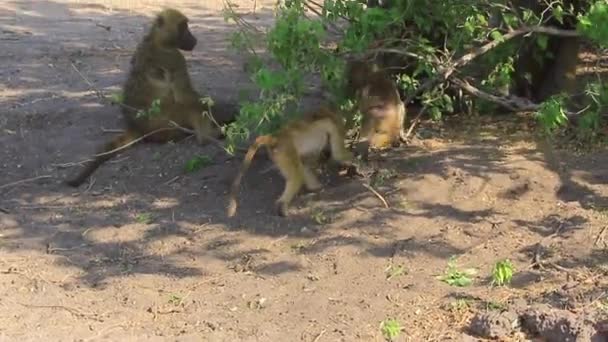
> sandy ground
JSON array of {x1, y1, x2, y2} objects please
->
[{"x1": 1, "y1": 1, "x2": 608, "y2": 341}]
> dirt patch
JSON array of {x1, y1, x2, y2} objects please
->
[
  {"x1": 1, "y1": 0, "x2": 608, "y2": 341},
  {"x1": 469, "y1": 302, "x2": 608, "y2": 341},
  {"x1": 469, "y1": 310, "x2": 520, "y2": 339},
  {"x1": 521, "y1": 304, "x2": 602, "y2": 341}
]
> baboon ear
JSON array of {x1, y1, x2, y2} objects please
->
[{"x1": 156, "y1": 15, "x2": 164, "y2": 27}]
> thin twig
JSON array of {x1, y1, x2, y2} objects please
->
[
  {"x1": 84, "y1": 178, "x2": 96, "y2": 192},
  {"x1": 309, "y1": 0, "x2": 351, "y2": 23},
  {"x1": 18, "y1": 303, "x2": 102, "y2": 321},
  {"x1": 361, "y1": 183, "x2": 389, "y2": 208},
  {"x1": 95, "y1": 23, "x2": 111, "y2": 31},
  {"x1": 163, "y1": 175, "x2": 180, "y2": 186},
  {"x1": 0, "y1": 207, "x2": 9, "y2": 214},
  {"x1": 223, "y1": 0, "x2": 264, "y2": 34},
  {"x1": 313, "y1": 329, "x2": 327, "y2": 342},
  {"x1": 0, "y1": 175, "x2": 52, "y2": 190},
  {"x1": 166, "y1": 120, "x2": 230, "y2": 150},
  {"x1": 401, "y1": 105, "x2": 428, "y2": 141},
  {"x1": 89, "y1": 127, "x2": 181, "y2": 158},
  {"x1": 302, "y1": 1, "x2": 342, "y2": 34},
  {"x1": 594, "y1": 226, "x2": 608, "y2": 248},
  {"x1": 101, "y1": 127, "x2": 124, "y2": 133}
]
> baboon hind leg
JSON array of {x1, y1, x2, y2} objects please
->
[
  {"x1": 273, "y1": 145, "x2": 305, "y2": 217},
  {"x1": 326, "y1": 119, "x2": 353, "y2": 163}
]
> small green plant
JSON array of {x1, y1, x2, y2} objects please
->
[
  {"x1": 380, "y1": 318, "x2": 402, "y2": 341},
  {"x1": 135, "y1": 213, "x2": 153, "y2": 224},
  {"x1": 437, "y1": 257, "x2": 477, "y2": 287},
  {"x1": 492, "y1": 259, "x2": 514, "y2": 286},
  {"x1": 168, "y1": 293, "x2": 182, "y2": 306},
  {"x1": 371, "y1": 168, "x2": 397, "y2": 187},
  {"x1": 385, "y1": 264, "x2": 407, "y2": 280},
  {"x1": 135, "y1": 98, "x2": 162, "y2": 118},
  {"x1": 109, "y1": 91, "x2": 124, "y2": 104},
  {"x1": 535, "y1": 95, "x2": 568, "y2": 134},
  {"x1": 448, "y1": 298, "x2": 471, "y2": 312},
  {"x1": 486, "y1": 300, "x2": 507, "y2": 311},
  {"x1": 184, "y1": 155, "x2": 212, "y2": 173},
  {"x1": 310, "y1": 208, "x2": 330, "y2": 224},
  {"x1": 291, "y1": 241, "x2": 308, "y2": 251}
]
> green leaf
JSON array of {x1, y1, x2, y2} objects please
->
[
  {"x1": 536, "y1": 35, "x2": 549, "y2": 51},
  {"x1": 184, "y1": 155, "x2": 212, "y2": 173},
  {"x1": 490, "y1": 30, "x2": 504, "y2": 43}
]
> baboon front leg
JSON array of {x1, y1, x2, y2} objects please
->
[
  {"x1": 192, "y1": 114, "x2": 221, "y2": 145},
  {"x1": 302, "y1": 165, "x2": 322, "y2": 191}
]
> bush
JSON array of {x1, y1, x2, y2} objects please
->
[{"x1": 222, "y1": 0, "x2": 608, "y2": 150}]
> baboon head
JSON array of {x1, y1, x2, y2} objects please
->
[
  {"x1": 345, "y1": 59, "x2": 380, "y2": 97},
  {"x1": 153, "y1": 8, "x2": 197, "y2": 51}
]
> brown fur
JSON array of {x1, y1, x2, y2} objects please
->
[
  {"x1": 226, "y1": 106, "x2": 353, "y2": 217},
  {"x1": 66, "y1": 8, "x2": 235, "y2": 187},
  {"x1": 345, "y1": 60, "x2": 406, "y2": 159}
]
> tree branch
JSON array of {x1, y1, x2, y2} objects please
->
[
  {"x1": 402, "y1": 25, "x2": 580, "y2": 107},
  {"x1": 450, "y1": 78, "x2": 538, "y2": 112},
  {"x1": 395, "y1": 24, "x2": 580, "y2": 137},
  {"x1": 450, "y1": 78, "x2": 581, "y2": 117}
]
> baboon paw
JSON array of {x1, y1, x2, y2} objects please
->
[
  {"x1": 276, "y1": 202, "x2": 289, "y2": 217},
  {"x1": 306, "y1": 182, "x2": 323, "y2": 192}
]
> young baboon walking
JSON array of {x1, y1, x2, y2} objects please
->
[
  {"x1": 66, "y1": 8, "x2": 234, "y2": 187},
  {"x1": 226, "y1": 106, "x2": 354, "y2": 217},
  {"x1": 345, "y1": 59, "x2": 406, "y2": 159}
]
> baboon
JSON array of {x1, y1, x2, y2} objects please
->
[
  {"x1": 66, "y1": 8, "x2": 234, "y2": 187},
  {"x1": 345, "y1": 59, "x2": 406, "y2": 159},
  {"x1": 226, "y1": 106, "x2": 354, "y2": 217}
]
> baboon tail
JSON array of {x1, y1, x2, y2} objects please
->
[
  {"x1": 65, "y1": 130, "x2": 141, "y2": 187},
  {"x1": 226, "y1": 135, "x2": 276, "y2": 217}
]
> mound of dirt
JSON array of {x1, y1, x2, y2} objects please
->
[
  {"x1": 468, "y1": 303, "x2": 607, "y2": 341},
  {"x1": 469, "y1": 310, "x2": 520, "y2": 339}
]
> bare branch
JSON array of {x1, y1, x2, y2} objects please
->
[
  {"x1": 450, "y1": 78, "x2": 538, "y2": 112},
  {"x1": 450, "y1": 78, "x2": 581, "y2": 117}
]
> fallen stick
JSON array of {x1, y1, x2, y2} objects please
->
[{"x1": 0, "y1": 175, "x2": 52, "y2": 190}]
